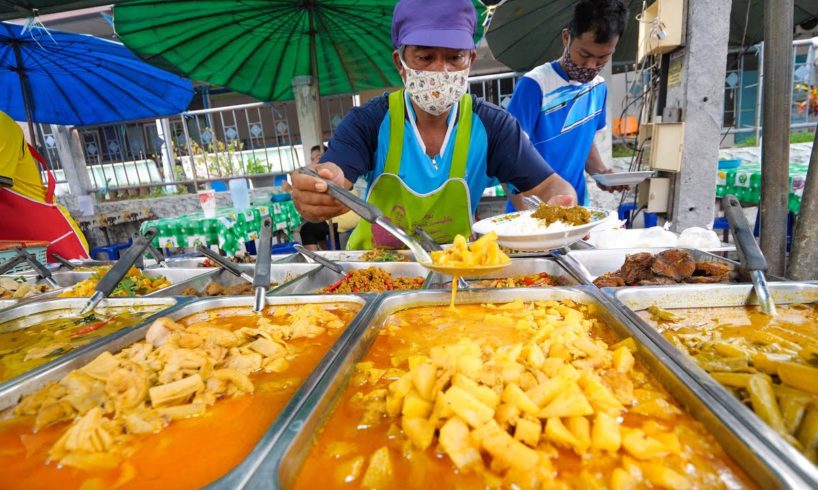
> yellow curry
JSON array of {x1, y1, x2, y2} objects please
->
[
  {"x1": 641, "y1": 304, "x2": 818, "y2": 464},
  {"x1": 295, "y1": 300, "x2": 751, "y2": 489},
  {"x1": 0, "y1": 302, "x2": 360, "y2": 489},
  {"x1": 0, "y1": 307, "x2": 162, "y2": 382}
]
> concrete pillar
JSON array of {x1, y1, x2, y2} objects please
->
[
  {"x1": 759, "y1": 0, "x2": 794, "y2": 276},
  {"x1": 53, "y1": 125, "x2": 92, "y2": 195},
  {"x1": 155, "y1": 118, "x2": 177, "y2": 194},
  {"x1": 594, "y1": 63, "x2": 614, "y2": 168},
  {"x1": 664, "y1": 0, "x2": 731, "y2": 232},
  {"x1": 292, "y1": 75, "x2": 323, "y2": 166}
]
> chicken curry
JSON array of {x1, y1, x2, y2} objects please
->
[
  {"x1": 294, "y1": 300, "x2": 751, "y2": 489},
  {"x1": 0, "y1": 302, "x2": 360, "y2": 489}
]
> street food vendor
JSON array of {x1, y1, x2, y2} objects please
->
[
  {"x1": 507, "y1": 0, "x2": 629, "y2": 208},
  {"x1": 0, "y1": 110, "x2": 89, "y2": 260},
  {"x1": 291, "y1": 0, "x2": 576, "y2": 250}
]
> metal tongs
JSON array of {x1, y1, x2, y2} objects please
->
[
  {"x1": 253, "y1": 216, "x2": 274, "y2": 312},
  {"x1": 51, "y1": 253, "x2": 77, "y2": 270},
  {"x1": 147, "y1": 243, "x2": 169, "y2": 268},
  {"x1": 196, "y1": 245, "x2": 254, "y2": 284},
  {"x1": 293, "y1": 244, "x2": 344, "y2": 274},
  {"x1": 0, "y1": 248, "x2": 58, "y2": 288},
  {"x1": 723, "y1": 195, "x2": 777, "y2": 316},
  {"x1": 80, "y1": 227, "x2": 159, "y2": 314}
]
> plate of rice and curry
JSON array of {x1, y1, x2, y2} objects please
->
[{"x1": 472, "y1": 204, "x2": 615, "y2": 251}]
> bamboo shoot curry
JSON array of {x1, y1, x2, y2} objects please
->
[{"x1": 0, "y1": 302, "x2": 360, "y2": 489}]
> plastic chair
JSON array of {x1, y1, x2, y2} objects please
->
[
  {"x1": 90, "y1": 238, "x2": 132, "y2": 260},
  {"x1": 753, "y1": 209, "x2": 794, "y2": 251},
  {"x1": 271, "y1": 242, "x2": 298, "y2": 255},
  {"x1": 618, "y1": 202, "x2": 657, "y2": 229},
  {"x1": 211, "y1": 181, "x2": 227, "y2": 192}
]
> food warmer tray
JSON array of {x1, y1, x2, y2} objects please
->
[
  {"x1": 0, "y1": 294, "x2": 377, "y2": 489},
  {"x1": 13, "y1": 267, "x2": 215, "y2": 303},
  {"x1": 153, "y1": 264, "x2": 321, "y2": 297},
  {"x1": 612, "y1": 282, "x2": 818, "y2": 486},
  {"x1": 0, "y1": 299, "x2": 17, "y2": 312},
  {"x1": 0, "y1": 296, "x2": 190, "y2": 411},
  {"x1": 286, "y1": 250, "x2": 415, "y2": 263},
  {"x1": 557, "y1": 247, "x2": 745, "y2": 287},
  {"x1": 270, "y1": 262, "x2": 434, "y2": 294},
  {"x1": 426, "y1": 258, "x2": 580, "y2": 288},
  {"x1": 253, "y1": 287, "x2": 809, "y2": 490}
]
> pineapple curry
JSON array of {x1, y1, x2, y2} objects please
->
[
  {"x1": 294, "y1": 300, "x2": 751, "y2": 489},
  {"x1": 0, "y1": 302, "x2": 360, "y2": 489}
]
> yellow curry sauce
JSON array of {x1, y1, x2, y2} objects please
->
[
  {"x1": 640, "y1": 303, "x2": 818, "y2": 464},
  {"x1": 295, "y1": 301, "x2": 751, "y2": 489},
  {"x1": 0, "y1": 307, "x2": 161, "y2": 382},
  {"x1": 0, "y1": 303, "x2": 360, "y2": 489}
]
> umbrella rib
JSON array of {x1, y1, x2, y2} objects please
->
[
  {"x1": 218, "y1": 8, "x2": 305, "y2": 92},
  {"x1": 491, "y1": 0, "x2": 572, "y2": 59},
  {"x1": 313, "y1": 10, "x2": 355, "y2": 93},
  {"x1": 319, "y1": 5, "x2": 396, "y2": 87}
]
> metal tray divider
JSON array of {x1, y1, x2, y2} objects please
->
[
  {"x1": 259, "y1": 286, "x2": 804, "y2": 490},
  {"x1": 608, "y1": 284, "x2": 818, "y2": 486},
  {"x1": 197, "y1": 293, "x2": 379, "y2": 489},
  {"x1": 0, "y1": 296, "x2": 194, "y2": 411}
]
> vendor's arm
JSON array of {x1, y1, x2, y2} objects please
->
[
  {"x1": 482, "y1": 100, "x2": 577, "y2": 207},
  {"x1": 290, "y1": 98, "x2": 385, "y2": 222},
  {"x1": 585, "y1": 143, "x2": 629, "y2": 192}
]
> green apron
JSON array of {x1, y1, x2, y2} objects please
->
[{"x1": 347, "y1": 90, "x2": 474, "y2": 250}]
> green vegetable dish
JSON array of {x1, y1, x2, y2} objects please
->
[{"x1": 0, "y1": 306, "x2": 163, "y2": 382}]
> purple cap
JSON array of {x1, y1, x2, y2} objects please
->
[{"x1": 392, "y1": 0, "x2": 476, "y2": 50}]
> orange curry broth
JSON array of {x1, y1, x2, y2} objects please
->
[
  {"x1": 294, "y1": 303, "x2": 753, "y2": 490},
  {"x1": 0, "y1": 304, "x2": 360, "y2": 490}
]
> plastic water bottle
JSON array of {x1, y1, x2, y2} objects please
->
[{"x1": 229, "y1": 178, "x2": 250, "y2": 211}]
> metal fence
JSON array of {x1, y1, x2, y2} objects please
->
[{"x1": 39, "y1": 73, "x2": 521, "y2": 197}]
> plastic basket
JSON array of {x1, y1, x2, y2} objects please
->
[{"x1": 0, "y1": 241, "x2": 49, "y2": 275}]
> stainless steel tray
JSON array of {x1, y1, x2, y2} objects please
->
[
  {"x1": 0, "y1": 296, "x2": 187, "y2": 411},
  {"x1": 30, "y1": 268, "x2": 214, "y2": 301},
  {"x1": 0, "y1": 299, "x2": 15, "y2": 311},
  {"x1": 613, "y1": 282, "x2": 818, "y2": 486},
  {"x1": 271, "y1": 262, "x2": 432, "y2": 294},
  {"x1": 258, "y1": 287, "x2": 805, "y2": 490},
  {"x1": 0, "y1": 294, "x2": 375, "y2": 490},
  {"x1": 557, "y1": 247, "x2": 742, "y2": 286},
  {"x1": 288, "y1": 250, "x2": 415, "y2": 263},
  {"x1": 427, "y1": 258, "x2": 579, "y2": 287},
  {"x1": 153, "y1": 264, "x2": 321, "y2": 297}
]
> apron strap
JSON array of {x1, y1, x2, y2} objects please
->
[
  {"x1": 450, "y1": 94, "x2": 472, "y2": 179},
  {"x1": 385, "y1": 90, "x2": 405, "y2": 175},
  {"x1": 27, "y1": 144, "x2": 56, "y2": 204},
  {"x1": 385, "y1": 90, "x2": 472, "y2": 179}
]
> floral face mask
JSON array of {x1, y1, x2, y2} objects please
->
[
  {"x1": 562, "y1": 44, "x2": 605, "y2": 84},
  {"x1": 400, "y1": 58, "x2": 470, "y2": 116}
]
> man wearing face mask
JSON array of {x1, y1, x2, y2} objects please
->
[
  {"x1": 291, "y1": 0, "x2": 576, "y2": 249},
  {"x1": 507, "y1": 0, "x2": 628, "y2": 209}
]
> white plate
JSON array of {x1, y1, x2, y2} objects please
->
[
  {"x1": 472, "y1": 208, "x2": 616, "y2": 251},
  {"x1": 591, "y1": 171, "x2": 654, "y2": 187}
]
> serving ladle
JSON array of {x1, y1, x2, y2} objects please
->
[{"x1": 298, "y1": 168, "x2": 510, "y2": 277}]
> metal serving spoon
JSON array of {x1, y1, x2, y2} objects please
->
[{"x1": 298, "y1": 168, "x2": 509, "y2": 277}]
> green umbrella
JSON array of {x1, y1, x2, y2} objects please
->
[
  {"x1": 486, "y1": 0, "x2": 818, "y2": 73},
  {"x1": 114, "y1": 0, "x2": 488, "y2": 102}
]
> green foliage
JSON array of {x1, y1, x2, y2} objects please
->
[
  {"x1": 244, "y1": 156, "x2": 269, "y2": 175},
  {"x1": 612, "y1": 144, "x2": 637, "y2": 158},
  {"x1": 791, "y1": 131, "x2": 815, "y2": 144},
  {"x1": 190, "y1": 128, "x2": 244, "y2": 177}
]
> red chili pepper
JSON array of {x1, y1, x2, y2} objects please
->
[
  {"x1": 325, "y1": 273, "x2": 352, "y2": 293},
  {"x1": 71, "y1": 317, "x2": 115, "y2": 337},
  {"x1": 523, "y1": 277, "x2": 536, "y2": 286}
]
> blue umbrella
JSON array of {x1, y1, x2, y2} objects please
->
[{"x1": 0, "y1": 21, "x2": 193, "y2": 136}]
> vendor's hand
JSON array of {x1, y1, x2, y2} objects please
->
[
  {"x1": 290, "y1": 162, "x2": 350, "y2": 222},
  {"x1": 594, "y1": 168, "x2": 630, "y2": 193}
]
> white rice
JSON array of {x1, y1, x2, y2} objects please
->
[{"x1": 492, "y1": 214, "x2": 574, "y2": 235}]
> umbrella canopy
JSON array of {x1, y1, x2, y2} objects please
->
[
  {"x1": 0, "y1": 1, "x2": 122, "y2": 21},
  {"x1": 486, "y1": 0, "x2": 818, "y2": 73},
  {"x1": 0, "y1": 21, "x2": 194, "y2": 126},
  {"x1": 113, "y1": 0, "x2": 487, "y2": 102}
]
